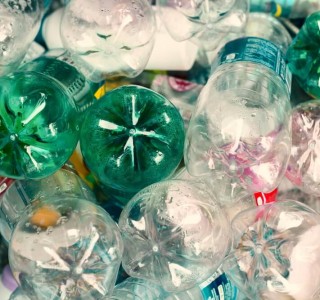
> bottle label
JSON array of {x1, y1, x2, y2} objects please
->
[
  {"x1": 200, "y1": 272, "x2": 238, "y2": 300},
  {"x1": 250, "y1": 0, "x2": 295, "y2": 17},
  {"x1": 212, "y1": 37, "x2": 291, "y2": 94}
]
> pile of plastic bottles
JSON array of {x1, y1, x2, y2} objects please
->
[{"x1": 1, "y1": 0, "x2": 320, "y2": 299}]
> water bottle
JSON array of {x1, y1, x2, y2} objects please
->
[
  {"x1": 118, "y1": 179, "x2": 231, "y2": 292},
  {"x1": 286, "y1": 11, "x2": 320, "y2": 99},
  {"x1": 184, "y1": 34, "x2": 292, "y2": 193},
  {"x1": 110, "y1": 271, "x2": 241, "y2": 299},
  {"x1": 60, "y1": 0, "x2": 156, "y2": 82},
  {"x1": 79, "y1": 85, "x2": 185, "y2": 205},
  {"x1": 244, "y1": 12, "x2": 292, "y2": 54},
  {"x1": 0, "y1": 168, "x2": 96, "y2": 243},
  {"x1": 8, "y1": 195, "x2": 123, "y2": 299},
  {"x1": 250, "y1": 0, "x2": 320, "y2": 19},
  {"x1": 0, "y1": 0, "x2": 42, "y2": 76},
  {"x1": 223, "y1": 199, "x2": 320, "y2": 299},
  {"x1": 0, "y1": 70, "x2": 80, "y2": 180},
  {"x1": 156, "y1": 0, "x2": 249, "y2": 51}
]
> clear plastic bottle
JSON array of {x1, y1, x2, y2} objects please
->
[
  {"x1": 109, "y1": 271, "x2": 241, "y2": 300},
  {"x1": 244, "y1": 12, "x2": 292, "y2": 54},
  {"x1": 156, "y1": 0, "x2": 249, "y2": 51},
  {"x1": 0, "y1": 0, "x2": 42, "y2": 76},
  {"x1": 8, "y1": 196, "x2": 123, "y2": 299},
  {"x1": 185, "y1": 36, "x2": 292, "y2": 193},
  {"x1": 0, "y1": 168, "x2": 96, "y2": 243},
  {"x1": 60, "y1": 0, "x2": 156, "y2": 81}
]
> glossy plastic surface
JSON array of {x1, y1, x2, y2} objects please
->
[
  {"x1": 9, "y1": 197, "x2": 123, "y2": 300},
  {"x1": 80, "y1": 85, "x2": 185, "y2": 194},
  {"x1": 224, "y1": 200, "x2": 320, "y2": 299},
  {"x1": 119, "y1": 179, "x2": 231, "y2": 292},
  {"x1": 0, "y1": 72, "x2": 79, "y2": 179},
  {"x1": 60, "y1": 0, "x2": 156, "y2": 81},
  {"x1": 0, "y1": 0, "x2": 41, "y2": 76}
]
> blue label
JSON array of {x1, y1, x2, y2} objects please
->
[
  {"x1": 200, "y1": 273, "x2": 238, "y2": 300},
  {"x1": 212, "y1": 37, "x2": 291, "y2": 94},
  {"x1": 250, "y1": 0, "x2": 295, "y2": 17}
]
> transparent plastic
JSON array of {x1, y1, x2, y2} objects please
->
[
  {"x1": 286, "y1": 100, "x2": 320, "y2": 196},
  {"x1": 19, "y1": 49, "x2": 100, "y2": 114},
  {"x1": 60, "y1": 0, "x2": 156, "y2": 81},
  {"x1": 156, "y1": 0, "x2": 249, "y2": 51},
  {"x1": 0, "y1": 168, "x2": 96, "y2": 243},
  {"x1": 245, "y1": 12, "x2": 292, "y2": 54},
  {"x1": 223, "y1": 200, "x2": 320, "y2": 300},
  {"x1": 9, "y1": 287, "x2": 31, "y2": 300},
  {"x1": 9, "y1": 196, "x2": 123, "y2": 299},
  {"x1": 0, "y1": 0, "x2": 42, "y2": 76},
  {"x1": 80, "y1": 85, "x2": 185, "y2": 196},
  {"x1": 185, "y1": 55, "x2": 292, "y2": 193},
  {"x1": 0, "y1": 72, "x2": 79, "y2": 179},
  {"x1": 119, "y1": 179, "x2": 231, "y2": 292}
]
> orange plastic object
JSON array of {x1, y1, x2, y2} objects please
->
[{"x1": 30, "y1": 206, "x2": 61, "y2": 228}]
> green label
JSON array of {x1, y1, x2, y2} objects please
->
[
  {"x1": 250, "y1": 0, "x2": 295, "y2": 17},
  {"x1": 212, "y1": 37, "x2": 291, "y2": 94}
]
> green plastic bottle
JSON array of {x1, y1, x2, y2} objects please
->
[
  {"x1": 0, "y1": 71, "x2": 79, "y2": 179},
  {"x1": 80, "y1": 85, "x2": 185, "y2": 204},
  {"x1": 286, "y1": 12, "x2": 320, "y2": 99}
]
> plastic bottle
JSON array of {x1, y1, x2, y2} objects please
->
[
  {"x1": 110, "y1": 271, "x2": 242, "y2": 299},
  {"x1": 0, "y1": 168, "x2": 96, "y2": 243},
  {"x1": 79, "y1": 85, "x2": 185, "y2": 205},
  {"x1": 0, "y1": 0, "x2": 42, "y2": 76},
  {"x1": 223, "y1": 200, "x2": 320, "y2": 299},
  {"x1": 184, "y1": 34, "x2": 292, "y2": 193},
  {"x1": 156, "y1": 0, "x2": 249, "y2": 51},
  {"x1": 8, "y1": 195, "x2": 123, "y2": 299},
  {"x1": 60, "y1": 0, "x2": 156, "y2": 81},
  {"x1": 118, "y1": 179, "x2": 231, "y2": 293},
  {"x1": 244, "y1": 12, "x2": 292, "y2": 54},
  {"x1": 286, "y1": 11, "x2": 320, "y2": 99},
  {"x1": 0, "y1": 70, "x2": 80, "y2": 180},
  {"x1": 250, "y1": 0, "x2": 320, "y2": 19}
]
